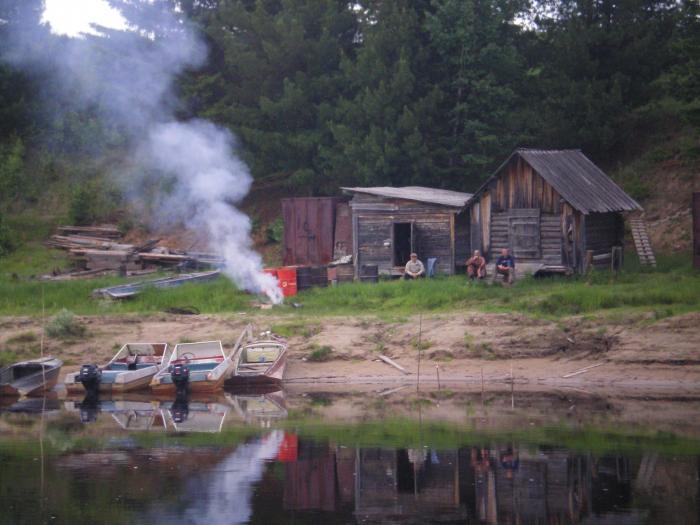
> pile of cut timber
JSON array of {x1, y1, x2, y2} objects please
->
[{"x1": 46, "y1": 225, "x2": 224, "y2": 275}]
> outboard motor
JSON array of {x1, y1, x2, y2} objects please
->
[
  {"x1": 79, "y1": 391, "x2": 100, "y2": 423},
  {"x1": 171, "y1": 393, "x2": 189, "y2": 424},
  {"x1": 171, "y1": 363, "x2": 190, "y2": 396},
  {"x1": 78, "y1": 364, "x2": 102, "y2": 393}
]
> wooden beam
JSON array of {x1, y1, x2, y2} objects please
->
[{"x1": 377, "y1": 354, "x2": 410, "y2": 375}]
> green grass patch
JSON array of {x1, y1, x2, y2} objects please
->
[
  {"x1": 285, "y1": 418, "x2": 700, "y2": 456},
  {"x1": 270, "y1": 320, "x2": 321, "y2": 338},
  {"x1": 0, "y1": 252, "x2": 697, "y2": 319},
  {"x1": 306, "y1": 344, "x2": 333, "y2": 362}
]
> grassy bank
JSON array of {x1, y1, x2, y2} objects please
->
[{"x1": 1, "y1": 253, "x2": 698, "y2": 318}]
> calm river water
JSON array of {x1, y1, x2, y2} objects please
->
[{"x1": 1, "y1": 389, "x2": 699, "y2": 524}]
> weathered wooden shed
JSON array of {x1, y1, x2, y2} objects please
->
[
  {"x1": 342, "y1": 186, "x2": 473, "y2": 277},
  {"x1": 468, "y1": 149, "x2": 642, "y2": 272}
]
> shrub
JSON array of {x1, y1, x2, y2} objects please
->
[
  {"x1": 46, "y1": 309, "x2": 87, "y2": 339},
  {"x1": 0, "y1": 212, "x2": 17, "y2": 256},
  {"x1": 69, "y1": 179, "x2": 124, "y2": 226},
  {"x1": 266, "y1": 217, "x2": 284, "y2": 244},
  {"x1": 307, "y1": 345, "x2": 333, "y2": 362}
]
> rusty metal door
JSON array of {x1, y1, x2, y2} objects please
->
[{"x1": 282, "y1": 198, "x2": 340, "y2": 266}]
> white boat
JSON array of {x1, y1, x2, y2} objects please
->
[
  {"x1": 150, "y1": 340, "x2": 238, "y2": 394},
  {"x1": 64, "y1": 343, "x2": 169, "y2": 394}
]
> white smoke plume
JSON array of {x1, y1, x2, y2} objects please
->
[{"x1": 3, "y1": 1, "x2": 282, "y2": 303}]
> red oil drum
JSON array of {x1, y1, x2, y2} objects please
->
[{"x1": 276, "y1": 266, "x2": 298, "y2": 297}]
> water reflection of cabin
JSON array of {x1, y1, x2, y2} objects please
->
[{"x1": 281, "y1": 440, "x2": 638, "y2": 524}]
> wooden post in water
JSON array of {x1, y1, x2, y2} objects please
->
[
  {"x1": 693, "y1": 193, "x2": 700, "y2": 270},
  {"x1": 416, "y1": 313, "x2": 423, "y2": 393}
]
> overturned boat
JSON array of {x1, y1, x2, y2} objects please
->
[
  {"x1": 0, "y1": 356, "x2": 63, "y2": 397},
  {"x1": 93, "y1": 270, "x2": 220, "y2": 299},
  {"x1": 226, "y1": 325, "x2": 288, "y2": 387},
  {"x1": 64, "y1": 343, "x2": 169, "y2": 394},
  {"x1": 150, "y1": 340, "x2": 237, "y2": 395}
]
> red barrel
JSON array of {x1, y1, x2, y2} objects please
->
[
  {"x1": 276, "y1": 266, "x2": 298, "y2": 297},
  {"x1": 277, "y1": 432, "x2": 298, "y2": 462}
]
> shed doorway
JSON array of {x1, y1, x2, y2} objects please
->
[{"x1": 393, "y1": 222, "x2": 414, "y2": 266}]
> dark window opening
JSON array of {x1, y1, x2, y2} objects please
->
[{"x1": 393, "y1": 222, "x2": 413, "y2": 265}]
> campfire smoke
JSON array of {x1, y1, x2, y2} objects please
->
[{"x1": 3, "y1": 2, "x2": 282, "y2": 303}]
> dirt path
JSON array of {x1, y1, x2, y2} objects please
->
[{"x1": 1, "y1": 311, "x2": 699, "y2": 395}]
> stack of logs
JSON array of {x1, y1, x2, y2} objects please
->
[{"x1": 46, "y1": 225, "x2": 223, "y2": 277}]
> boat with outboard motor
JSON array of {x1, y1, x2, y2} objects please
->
[
  {"x1": 0, "y1": 356, "x2": 63, "y2": 397},
  {"x1": 149, "y1": 339, "x2": 240, "y2": 395},
  {"x1": 226, "y1": 325, "x2": 288, "y2": 387},
  {"x1": 64, "y1": 343, "x2": 169, "y2": 394}
]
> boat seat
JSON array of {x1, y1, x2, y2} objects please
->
[{"x1": 243, "y1": 346, "x2": 279, "y2": 364}]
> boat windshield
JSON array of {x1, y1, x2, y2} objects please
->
[{"x1": 242, "y1": 344, "x2": 282, "y2": 364}]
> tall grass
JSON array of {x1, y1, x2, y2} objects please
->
[{"x1": 0, "y1": 253, "x2": 698, "y2": 318}]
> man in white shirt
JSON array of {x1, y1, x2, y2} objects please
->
[{"x1": 404, "y1": 252, "x2": 425, "y2": 279}]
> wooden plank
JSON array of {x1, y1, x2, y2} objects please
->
[
  {"x1": 377, "y1": 355, "x2": 409, "y2": 375},
  {"x1": 562, "y1": 362, "x2": 605, "y2": 378}
]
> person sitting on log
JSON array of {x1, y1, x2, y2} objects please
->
[
  {"x1": 466, "y1": 250, "x2": 486, "y2": 280},
  {"x1": 403, "y1": 252, "x2": 425, "y2": 279},
  {"x1": 493, "y1": 248, "x2": 515, "y2": 285}
]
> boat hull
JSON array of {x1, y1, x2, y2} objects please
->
[
  {"x1": 150, "y1": 373, "x2": 229, "y2": 395},
  {"x1": 0, "y1": 360, "x2": 62, "y2": 398},
  {"x1": 227, "y1": 349, "x2": 287, "y2": 387},
  {"x1": 65, "y1": 372, "x2": 157, "y2": 394}
]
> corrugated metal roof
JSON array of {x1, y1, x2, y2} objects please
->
[
  {"x1": 342, "y1": 186, "x2": 472, "y2": 208},
  {"x1": 475, "y1": 149, "x2": 641, "y2": 214}
]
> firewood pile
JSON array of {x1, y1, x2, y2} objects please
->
[{"x1": 45, "y1": 225, "x2": 224, "y2": 277}]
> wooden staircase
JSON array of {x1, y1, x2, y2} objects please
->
[{"x1": 629, "y1": 217, "x2": 656, "y2": 267}]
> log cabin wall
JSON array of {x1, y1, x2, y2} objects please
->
[
  {"x1": 454, "y1": 211, "x2": 471, "y2": 267},
  {"x1": 350, "y1": 193, "x2": 459, "y2": 276},
  {"x1": 480, "y1": 156, "x2": 565, "y2": 265}
]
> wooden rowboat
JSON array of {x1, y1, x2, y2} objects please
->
[
  {"x1": 0, "y1": 356, "x2": 63, "y2": 397},
  {"x1": 64, "y1": 343, "x2": 169, "y2": 394},
  {"x1": 150, "y1": 340, "x2": 237, "y2": 395},
  {"x1": 226, "y1": 325, "x2": 288, "y2": 387}
]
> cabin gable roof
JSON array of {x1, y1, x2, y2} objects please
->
[{"x1": 471, "y1": 149, "x2": 642, "y2": 214}]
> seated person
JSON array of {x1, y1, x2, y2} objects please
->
[
  {"x1": 493, "y1": 248, "x2": 515, "y2": 284},
  {"x1": 403, "y1": 252, "x2": 425, "y2": 279},
  {"x1": 466, "y1": 250, "x2": 486, "y2": 280}
]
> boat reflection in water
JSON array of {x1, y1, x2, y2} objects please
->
[{"x1": 64, "y1": 387, "x2": 288, "y2": 432}]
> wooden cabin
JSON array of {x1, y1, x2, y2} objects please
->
[
  {"x1": 342, "y1": 186, "x2": 473, "y2": 277},
  {"x1": 468, "y1": 149, "x2": 642, "y2": 273}
]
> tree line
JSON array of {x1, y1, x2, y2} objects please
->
[{"x1": 1, "y1": 0, "x2": 698, "y2": 212}]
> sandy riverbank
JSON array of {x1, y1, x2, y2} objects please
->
[{"x1": 1, "y1": 311, "x2": 699, "y2": 396}]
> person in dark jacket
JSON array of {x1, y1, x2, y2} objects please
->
[{"x1": 493, "y1": 248, "x2": 515, "y2": 284}]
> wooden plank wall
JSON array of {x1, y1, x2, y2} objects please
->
[
  {"x1": 491, "y1": 157, "x2": 562, "y2": 214},
  {"x1": 351, "y1": 194, "x2": 456, "y2": 275},
  {"x1": 490, "y1": 212, "x2": 561, "y2": 264},
  {"x1": 454, "y1": 211, "x2": 471, "y2": 265},
  {"x1": 585, "y1": 212, "x2": 624, "y2": 266}
]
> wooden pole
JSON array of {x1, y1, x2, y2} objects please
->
[
  {"x1": 693, "y1": 193, "x2": 700, "y2": 270},
  {"x1": 480, "y1": 366, "x2": 484, "y2": 406},
  {"x1": 585, "y1": 250, "x2": 593, "y2": 274},
  {"x1": 416, "y1": 313, "x2": 423, "y2": 393},
  {"x1": 435, "y1": 364, "x2": 441, "y2": 390}
]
